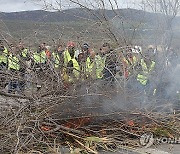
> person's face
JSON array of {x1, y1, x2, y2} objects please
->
[
  {"x1": 83, "y1": 48, "x2": 89, "y2": 56},
  {"x1": 82, "y1": 46, "x2": 88, "y2": 51},
  {"x1": 68, "y1": 46, "x2": 74, "y2": 51},
  {"x1": 68, "y1": 46, "x2": 75, "y2": 56},
  {"x1": 11, "y1": 46, "x2": 17, "y2": 54},
  {"x1": 57, "y1": 46, "x2": 62, "y2": 52},
  {"x1": 90, "y1": 50, "x2": 95, "y2": 59},
  {"x1": 40, "y1": 43, "x2": 45, "y2": 50},
  {"x1": 101, "y1": 46, "x2": 109, "y2": 54},
  {"x1": 78, "y1": 53, "x2": 84, "y2": 62},
  {"x1": 18, "y1": 44, "x2": 24, "y2": 50}
]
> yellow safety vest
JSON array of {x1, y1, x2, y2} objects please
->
[
  {"x1": 63, "y1": 58, "x2": 80, "y2": 83},
  {"x1": 21, "y1": 48, "x2": 28, "y2": 58},
  {"x1": 33, "y1": 50, "x2": 46, "y2": 64},
  {"x1": 8, "y1": 54, "x2": 20, "y2": 70},
  {"x1": 124, "y1": 56, "x2": 137, "y2": 66},
  {"x1": 137, "y1": 59, "x2": 155, "y2": 85},
  {"x1": 0, "y1": 47, "x2": 8, "y2": 64},
  {"x1": 72, "y1": 58, "x2": 80, "y2": 79},
  {"x1": 52, "y1": 52, "x2": 60, "y2": 68},
  {"x1": 86, "y1": 57, "x2": 94, "y2": 78},
  {"x1": 64, "y1": 49, "x2": 75, "y2": 66},
  {"x1": 95, "y1": 55, "x2": 106, "y2": 79}
]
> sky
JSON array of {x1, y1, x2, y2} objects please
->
[
  {"x1": 0, "y1": 0, "x2": 142, "y2": 12},
  {"x1": 0, "y1": 0, "x2": 42, "y2": 12}
]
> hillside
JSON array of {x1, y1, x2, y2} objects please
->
[
  {"x1": 0, "y1": 8, "x2": 170, "y2": 24},
  {"x1": 0, "y1": 8, "x2": 180, "y2": 46}
]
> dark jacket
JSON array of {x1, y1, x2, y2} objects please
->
[{"x1": 103, "y1": 50, "x2": 117, "y2": 80}]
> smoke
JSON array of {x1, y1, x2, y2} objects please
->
[
  {"x1": 96, "y1": 50, "x2": 180, "y2": 113},
  {"x1": 166, "y1": 63, "x2": 180, "y2": 100}
]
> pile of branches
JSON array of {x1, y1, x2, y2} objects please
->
[
  {"x1": 0, "y1": 83, "x2": 179, "y2": 154},
  {"x1": 0, "y1": 49, "x2": 179, "y2": 153}
]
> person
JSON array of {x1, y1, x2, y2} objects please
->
[
  {"x1": 124, "y1": 49, "x2": 156, "y2": 108},
  {"x1": 18, "y1": 41, "x2": 30, "y2": 60},
  {"x1": 45, "y1": 45, "x2": 51, "y2": 59},
  {"x1": 51, "y1": 44, "x2": 64, "y2": 69},
  {"x1": 32, "y1": 43, "x2": 47, "y2": 69},
  {"x1": 78, "y1": 43, "x2": 95, "y2": 79},
  {"x1": 122, "y1": 47, "x2": 139, "y2": 79},
  {"x1": 78, "y1": 43, "x2": 89, "y2": 70},
  {"x1": 63, "y1": 41, "x2": 80, "y2": 84},
  {"x1": 0, "y1": 40, "x2": 8, "y2": 69},
  {"x1": 167, "y1": 48, "x2": 179, "y2": 68},
  {"x1": 8, "y1": 44, "x2": 21, "y2": 94},
  {"x1": 95, "y1": 43, "x2": 116, "y2": 82},
  {"x1": 64, "y1": 41, "x2": 76, "y2": 67},
  {"x1": 0, "y1": 40, "x2": 8, "y2": 88},
  {"x1": 85, "y1": 46, "x2": 96, "y2": 79},
  {"x1": 136, "y1": 50, "x2": 156, "y2": 98},
  {"x1": 17, "y1": 41, "x2": 31, "y2": 91},
  {"x1": 31, "y1": 43, "x2": 48, "y2": 90},
  {"x1": 65, "y1": 58, "x2": 80, "y2": 83},
  {"x1": 95, "y1": 47, "x2": 106, "y2": 79}
]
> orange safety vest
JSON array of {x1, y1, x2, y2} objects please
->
[{"x1": 46, "y1": 50, "x2": 51, "y2": 59}]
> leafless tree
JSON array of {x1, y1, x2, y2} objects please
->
[{"x1": 141, "y1": 0, "x2": 180, "y2": 48}]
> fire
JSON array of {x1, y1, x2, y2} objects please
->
[{"x1": 63, "y1": 117, "x2": 91, "y2": 128}]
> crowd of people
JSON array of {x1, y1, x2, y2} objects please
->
[{"x1": 0, "y1": 39, "x2": 179, "y2": 98}]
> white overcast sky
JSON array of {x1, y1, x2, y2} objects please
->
[
  {"x1": 0, "y1": 0, "x2": 41, "y2": 12},
  {"x1": 0, "y1": 0, "x2": 143, "y2": 12}
]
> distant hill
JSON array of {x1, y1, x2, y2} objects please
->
[
  {"x1": 1, "y1": 8, "x2": 180, "y2": 27},
  {"x1": 0, "y1": 8, "x2": 172, "y2": 23},
  {"x1": 0, "y1": 8, "x2": 179, "y2": 46}
]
